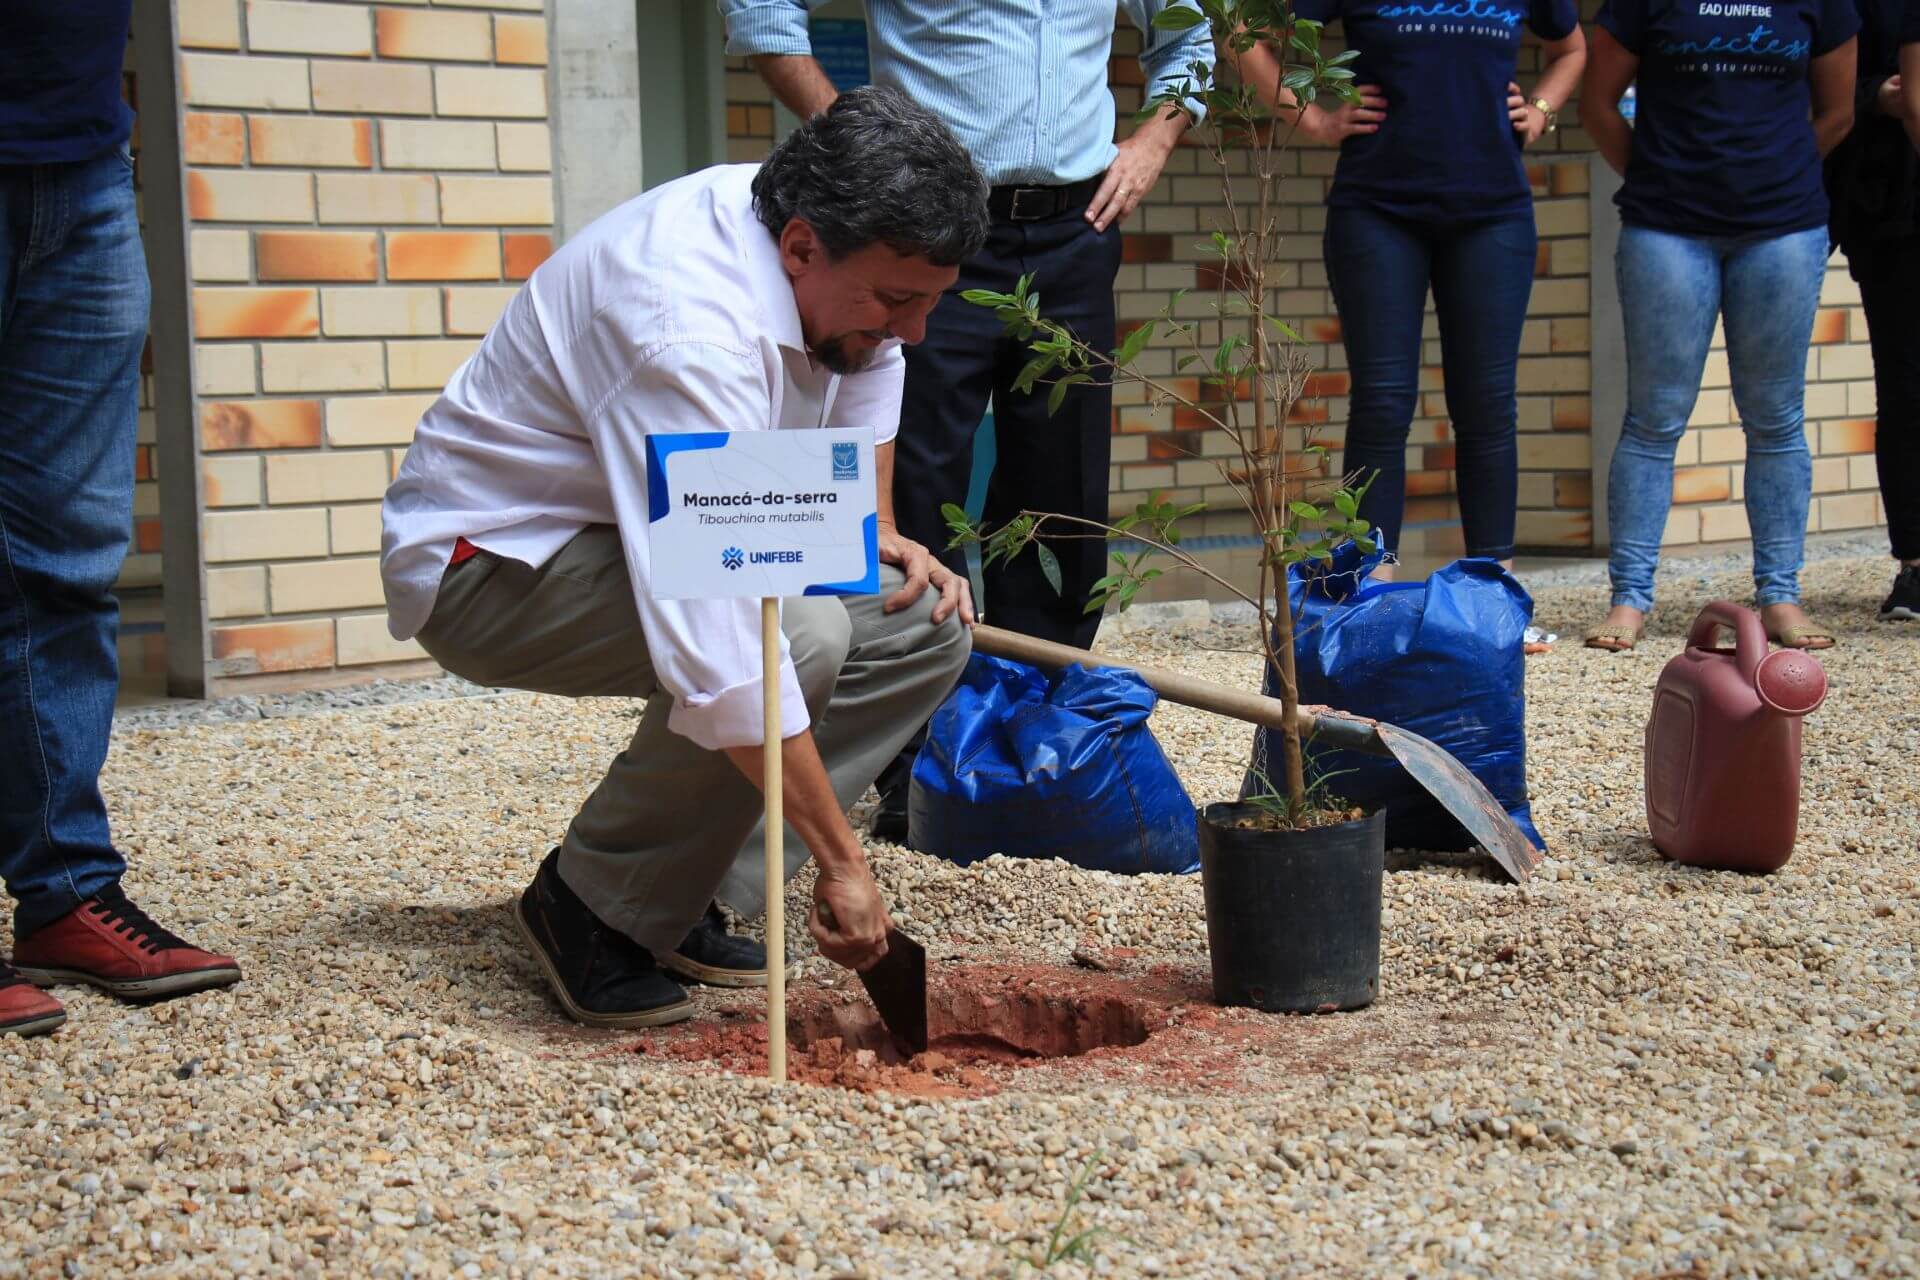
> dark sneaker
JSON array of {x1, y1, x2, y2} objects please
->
[
  {"x1": 868, "y1": 783, "x2": 910, "y2": 847},
  {"x1": 663, "y1": 903, "x2": 767, "y2": 988},
  {"x1": 514, "y1": 850, "x2": 693, "y2": 1028},
  {"x1": 1881, "y1": 565, "x2": 1920, "y2": 621},
  {"x1": 0, "y1": 962, "x2": 65, "y2": 1036},
  {"x1": 13, "y1": 887, "x2": 240, "y2": 1001}
]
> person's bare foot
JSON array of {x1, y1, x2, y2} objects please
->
[
  {"x1": 1584, "y1": 604, "x2": 1646, "y2": 652},
  {"x1": 1760, "y1": 602, "x2": 1835, "y2": 650}
]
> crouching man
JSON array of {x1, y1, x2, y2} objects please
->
[{"x1": 380, "y1": 87, "x2": 987, "y2": 1028}]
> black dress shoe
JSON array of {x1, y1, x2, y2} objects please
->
[
  {"x1": 868, "y1": 783, "x2": 910, "y2": 847},
  {"x1": 514, "y1": 849, "x2": 693, "y2": 1028},
  {"x1": 663, "y1": 903, "x2": 767, "y2": 988}
]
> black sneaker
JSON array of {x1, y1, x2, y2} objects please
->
[
  {"x1": 1881, "y1": 565, "x2": 1920, "y2": 621},
  {"x1": 513, "y1": 850, "x2": 693, "y2": 1028},
  {"x1": 868, "y1": 783, "x2": 910, "y2": 847},
  {"x1": 663, "y1": 903, "x2": 768, "y2": 988}
]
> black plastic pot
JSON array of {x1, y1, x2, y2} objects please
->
[{"x1": 1196, "y1": 803, "x2": 1385, "y2": 1013}]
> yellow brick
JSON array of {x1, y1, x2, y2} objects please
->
[
  {"x1": 316, "y1": 173, "x2": 438, "y2": 225},
  {"x1": 1516, "y1": 433, "x2": 1590, "y2": 469},
  {"x1": 322, "y1": 287, "x2": 442, "y2": 337},
  {"x1": 1515, "y1": 357, "x2": 1590, "y2": 394},
  {"x1": 438, "y1": 176, "x2": 553, "y2": 227},
  {"x1": 1532, "y1": 199, "x2": 1587, "y2": 238},
  {"x1": 1527, "y1": 278, "x2": 1588, "y2": 316},
  {"x1": 180, "y1": 53, "x2": 311, "y2": 110},
  {"x1": 329, "y1": 504, "x2": 384, "y2": 555},
  {"x1": 1818, "y1": 271, "x2": 1862, "y2": 306},
  {"x1": 1687, "y1": 390, "x2": 1731, "y2": 429},
  {"x1": 1820, "y1": 491, "x2": 1879, "y2": 530},
  {"x1": 337, "y1": 614, "x2": 428, "y2": 667},
  {"x1": 246, "y1": 1, "x2": 372, "y2": 56},
  {"x1": 1818, "y1": 344, "x2": 1873, "y2": 382},
  {"x1": 265, "y1": 451, "x2": 392, "y2": 505},
  {"x1": 325, "y1": 394, "x2": 436, "y2": 446},
  {"x1": 380, "y1": 120, "x2": 495, "y2": 170},
  {"x1": 260, "y1": 341, "x2": 386, "y2": 393},
  {"x1": 443, "y1": 286, "x2": 517, "y2": 335},
  {"x1": 204, "y1": 507, "x2": 329, "y2": 562},
  {"x1": 434, "y1": 66, "x2": 547, "y2": 118},
  {"x1": 1847, "y1": 454, "x2": 1878, "y2": 490},
  {"x1": 1699, "y1": 504, "x2": 1751, "y2": 542},
  {"x1": 1696, "y1": 426, "x2": 1743, "y2": 463},
  {"x1": 202, "y1": 455, "x2": 262, "y2": 508},
  {"x1": 1513, "y1": 509, "x2": 1592, "y2": 548},
  {"x1": 247, "y1": 115, "x2": 372, "y2": 168},
  {"x1": 496, "y1": 122, "x2": 551, "y2": 172},
  {"x1": 187, "y1": 169, "x2": 315, "y2": 223},
  {"x1": 1846, "y1": 379, "x2": 1878, "y2": 416},
  {"x1": 1549, "y1": 238, "x2": 1589, "y2": 277},
  {"x1": 432, "y1": 0, "x2": 541, "y2": 8},
  {"x1": 1661, "y1": 506, "x2": 1701, "y2": 546},
  {"x1": 190, "y1": 229, "x2": 251, "y2": 282},
  {"x1": 375, "y1": 7, "x2": 492, "y2": 60},
  {"x1": 206, "y1": 566, "x2": 267, "y2": 619},
  {"x1": 178, "y1": 0, "x2": 242, "y2": 50},
  {"x1": 387, "y1": 339, "x2": 479, "y2": 390},
  {"x1": 310, "y1": 60, "x2": 432, "y2": 115},
  {"x1": 269, "y1": 557, "x2": 386, "y2": 612},
  {"x1": 1700, "y1": 350, "x2": 1731, "y2": 389},
  {"x1": 1803, "y1": 381, "x2": 1849, "y2": 419},
  {"x1": 1549, "y1": 317, "x2": 1590, "y2": 353},
  {"x1": 194, "y1": 344, "x2": 257, "y2": 395}
]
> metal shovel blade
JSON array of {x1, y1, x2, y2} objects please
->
[
  {"x1": 1373, "y1": 721, "x2": 1544, "y2": 883},
  {"x1": 857, "y1": 928, "x2": 928, "y2": 1055}
]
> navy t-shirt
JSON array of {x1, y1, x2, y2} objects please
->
[
  {"x1": 0, "y1": 1, "x2": 135, "y2": 166},
  {"x1": 1599, "y1": 0, "x2": 1860, "y2": 237},
  {"x1": 1293, "y1": 0, "x2": 1582, "y2": 223},
  {"x1": 1905, "y1": 0, "x2": 1920, "y2": 42}
]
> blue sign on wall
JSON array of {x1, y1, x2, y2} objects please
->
[{"x1": 810, "y1": 18, "x2": 870, "y2": 92}]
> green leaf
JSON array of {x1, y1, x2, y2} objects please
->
[
  {"x1": 1150, "y1": 4, "x2": 1206, "y2": 29},
  {"x1": 1266, "y1": 315, "x2": 1303, "y2": 342},
  {"x1": 1332, "y1": 489, "x2": 1358, "y2": 518},
  {"x1": 1013, "y1": 355, "x2": 1053, "y2": 395},
  {"x1": 1045, "y1": 371, "x2": 1091, "y2": 416},
  {"x1": 1114, "y1": 320, "x2": 1156, "y2": 367},
  {"x1": 1354, "y1": 535, "x2": 1377, "y2": 554},
  {"x1": 1289, "y1": 500, "x2": 1321, "y2": 521},
  {"x1": 1035, "y1": 542, "x2": 1064, "y2": 596}
]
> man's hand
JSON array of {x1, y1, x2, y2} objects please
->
[
  {"x1": 878, "y1": 522, "x2": 975, "y2": 625},
  {"x1": 1301, "y1": 85, "x2": 1388, "y2": 146},
  {"x1": 1087, "y1": 108, "x2": 1185, "y2": 232},
  {"x1": 810, "y1": 862, "x2": 891, "y2": 970},
  {"x1": 1879, "y1": 74, "x2": 1908, "y2": 119},
  {"x1": 1509, "y1": 83, "x2": 1548, "y2": 146}
]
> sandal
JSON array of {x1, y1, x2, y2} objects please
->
[
  {"x1": 1584, "y1": 621, "x2": 1644, "y2": 652},
  {"x1": 1766, "y1": 622, "x2": 1835, "y2": 651}
]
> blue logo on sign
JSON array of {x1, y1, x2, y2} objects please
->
[
  {"x1": 721, "y1": 546, "x2": 744, "y2": 571},
  {"x1": 832, "y1": 442, "x2": 859, "y2": 481}
]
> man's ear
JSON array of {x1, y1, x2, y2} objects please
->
[{"x1": 779, "y1": 218, "x2": 823, "y2": 278}]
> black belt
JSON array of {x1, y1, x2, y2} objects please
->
[{"x1": 987, "y1": 175, "x2": 1104, "y2": 222}]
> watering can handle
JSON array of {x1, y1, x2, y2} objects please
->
[{"x1": 1685, "y1": 600, "x2": 1767, "y2": 683}]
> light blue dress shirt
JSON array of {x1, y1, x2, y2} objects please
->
[{"x1": 720, "y1": 1, "x2": 1216, "y2": 187}]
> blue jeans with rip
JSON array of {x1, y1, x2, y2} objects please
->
[
  {"x1": 1608, "y1": 223, "x2": 1827, "y2": 612},
  {"x1": 1324, "y1": 205, "x2": 1538, "y2": 562},
  {"x1": 0, "y1": 147, "x2": 148, "y2": 939}
]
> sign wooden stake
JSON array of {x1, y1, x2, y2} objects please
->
[{"x1": 761, "y1": 596, "x2": 787, "y2": 1083}]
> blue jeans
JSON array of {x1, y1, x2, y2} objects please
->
[
  {"x1": 0, "y1": 148, "x2": 147, "y2": 938},
  {"x1": 1608, "y1": 224, "x2": 1827, "y2": 612},
  {"x1": 1324, "y1": 206, "x2": 1537, "y2": 561}
]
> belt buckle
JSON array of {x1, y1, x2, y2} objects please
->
[{"x1": 1007, "y1": 186, "x2": 1053, "y2": 221}]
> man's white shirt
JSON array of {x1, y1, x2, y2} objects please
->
[{"x1": 380, "y1": 164, "x2": 905, "y2": 751}]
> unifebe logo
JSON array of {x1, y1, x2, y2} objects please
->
[
  {"x1": 832, "y1": 442, "x2": 859, "y2": 482},
  {"x1": 721, "y1": 546, "x2": 744, "y2": 571}
]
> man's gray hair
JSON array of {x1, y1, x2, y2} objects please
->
[{"x1": 752, "y1": 85, "x2": 989, "y2": 267}]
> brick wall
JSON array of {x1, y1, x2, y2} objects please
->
[
  {"x1": 173, "y1": 0, "x2": 554, "y2": 685},
  {"x1": 724, "y1": 17, "x2": 1886, "y2": 562}
]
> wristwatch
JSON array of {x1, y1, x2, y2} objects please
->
[{"x1": 1530, "y1": 97, "x2": 1559, "y2": 132}]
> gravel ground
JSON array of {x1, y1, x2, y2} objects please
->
[{"x1": 7, "y1": 553, "x2": 1915, "y2": 1278}]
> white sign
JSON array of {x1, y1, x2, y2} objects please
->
[{"x1": 644, "y1": 428, "x2": 880, "y2": 601}]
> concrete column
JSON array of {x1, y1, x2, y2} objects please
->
[
  {"x1": 1588, "y1": 153, "x2": 1627, "y2": 554},
  {"x1": 549, "y1": 0, "x2": 644, "y2": 242}
]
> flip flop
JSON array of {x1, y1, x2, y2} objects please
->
[
  {"x1": 1767, "y1": 622, "x2": 1836, "y2": 651},
  {"x1": 1583, "y1": 621, "x2": 1643, "y2": 652}
]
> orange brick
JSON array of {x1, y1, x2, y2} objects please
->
[
  {"x1": 256, "y1": 231, "x2": 379, "y2": 282},
  {"x1": 1534, "y1": 241, "x2": 1551, "y2": 277},
  {"x1": 1809, "y1": 308, "x2": 1848, "y2": 345},
  {"x1": 502, "y1": 233, "x2": 552, "y2": 280},
  {"x1": 187, "y1": 170, "x2": 314, "y2": 223},
  {"x1": 193, "y1": 288, "x2": 320, "y2": 339},
  {"x1": 201, "y1": 400, "x2": 324, "y2": 452},
  {"x1": 375, "y1": 8, "x2": 493, "y2": 61},
  {"x1": 494, "y1": 14, "x2": 548, "y2": 64},
  {"x1": 1403, "y1": 470, "x2": 1454, "y2": 497},
  {"x1": 1554, "y1": 472, "x2": 1592, "y2": 509},
  {"x1": 1312, "y1": 319, "x2": 1342, "y2": 343},
  {"x1": 184, "y1": 112, "x2": 245, "y2": 165},
  {"x1": 1121, "y1": 234, "x2": 1172, "y2": 264},
  {"x1": 1552, "y1": 396, "x2": 1591, "y2": 431},
  {"x1": 727, "y1": 105, "x2": 749, "y2": 135},
  {"x1": 387, "y1": 232, "x2": 501, "y2": 281},
  {"x1": 1549, "y1": 162, "x2": 1589, "y2": 197},
  {"x1": 1302, "y1": 372, "x2": 1350, "y2": 398},
  {"x1": 248, "y1": 116, "x2": 372, "y2": 168},
  {"x1": 210, "y1": 620, "x2": 334, "y2": 676},
  {"x1": 1822, "y1": 418, "x2": 1876, "y2": 454},
  {"x1": 1671, "y1": 466, "x2": 1732, "y2": 505}
]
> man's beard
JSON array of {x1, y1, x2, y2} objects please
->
[{"x1": 810, "y1": 334, "x2": 875, "y2": 375}]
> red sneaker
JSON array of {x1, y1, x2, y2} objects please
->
[
  {"x1": 0, "y1": 962, "x2": 65, "y2": 1036},
  {"x1": 14, "y1": 887, "x2": 240, "y2": 1000}
]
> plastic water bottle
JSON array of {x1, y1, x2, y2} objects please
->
[{"x1": 1619, "y1": 84, "x2": 1636, "y2": 127}]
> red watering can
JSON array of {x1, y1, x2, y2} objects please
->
[{"x1": 1644, "y1": 601, "x2": 1827, "y2": 873}]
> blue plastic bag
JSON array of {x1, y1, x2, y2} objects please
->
[
  {"x1": 910, "y1": 654, "x2": 1200, "y2": 874},
  {"x1": 1250, "y1": 539, "x2": 1546, "y2": 852}
]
